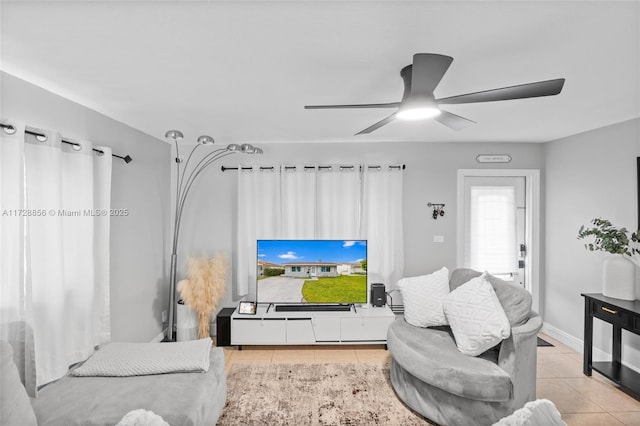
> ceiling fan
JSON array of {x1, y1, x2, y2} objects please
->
[{"x1": 304, "y1": 53, "x2": 565, "y2": 135}]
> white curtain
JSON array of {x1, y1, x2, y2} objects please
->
[
  {"x1": 0, "y1": 123, "x2": 36, "y2": 396},
  {"x1": 316, "y1": 167, "x2": 360, "y2": 239},
  {"x1": 236, "y1": 164, "x2": 403, "y2": 297},
  {"x1": 0, "y1": 123, "x2": 111, "y2": 392},
  {"x1": 280, "y1": 166, "x2": 315, "y2": 239},
  {"x1": 468, "y1": 186, "x2": 518, "y2": 274},
  {"x1": 236, "y1": 167, "x2": 281, "y2": 296},
  {"x1": 93, "y1": 150, "x2": 112, "y2": 345},
  {"x1": 361, "y1": 167, "x2": 404, "y2": 288}
]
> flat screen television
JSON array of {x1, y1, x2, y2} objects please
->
[{"x1": 256, "y1": 239, "x2": 367, "y2": 305}]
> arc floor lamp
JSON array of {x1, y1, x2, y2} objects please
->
[{"x1": 165, "y1": 129, "x2": 263, "y2": 341}]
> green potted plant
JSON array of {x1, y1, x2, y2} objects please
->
[{"x1": 577, "y1": 218, "x2": 639, "y2": 300}]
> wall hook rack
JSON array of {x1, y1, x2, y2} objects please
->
[{"x1": 427, "y1": 202, "x2": 445, "y2": 220}]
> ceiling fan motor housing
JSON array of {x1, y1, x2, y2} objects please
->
[{"x1": 400, "y1": 64, "x2": 413, "y2": 101}]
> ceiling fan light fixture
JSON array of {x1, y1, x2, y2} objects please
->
[{"x1": 396, "y1": 106, "x2": 441, "y2": 121}]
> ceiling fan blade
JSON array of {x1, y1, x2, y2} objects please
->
[
  {"x1": 355, "y1": 113, "x2": 397, "y2": 135},
  {"x1": 411, "y1": 53, "x2": 454, "y2": 96},
  {"x1": 305, "y1": 102, "x2": 400, "y2": 110},
  {"x1": 437, "y1": 78, "x2": 565, "y2": 105},
  {"x1": 433, "y1": 110, "x2": 476, "y2": 131}
]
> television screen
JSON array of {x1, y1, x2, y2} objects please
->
[{"x1": 256, "y1": 240, "x2": 367, "y2": 304}]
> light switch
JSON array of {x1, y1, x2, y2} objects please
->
[{"x1": 433, "y1": 235, "x2": 445, "y2": 243}]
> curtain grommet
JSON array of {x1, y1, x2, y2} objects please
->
[{"x1": 2, "y1": 125, "x2": 16, "y2": 135}]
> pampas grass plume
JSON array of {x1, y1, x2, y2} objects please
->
[{"x1": 178, "y1": 255, "x2": 228, "y2": 338}]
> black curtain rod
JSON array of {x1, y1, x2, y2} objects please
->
[
  {"x1": 221, "y1": 164, "x2": 406, "y2": 172},
  {"x1": 0, "y1": 123, "x2": 132, "y2": 164}
]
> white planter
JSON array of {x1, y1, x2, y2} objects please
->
[
  {"x1": 176, "y1": 301, "x2": 199, "y2": 341},
  {"x1": 602, "y1": 255, "x2": 636, "y2": 301}
]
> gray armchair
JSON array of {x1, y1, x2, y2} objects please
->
[{"x1": 387, "y1": 269, "x2": 542, "y2": 426}]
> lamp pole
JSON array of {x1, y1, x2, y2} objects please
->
[{"x1": 165, "y1": 130, "x2": 262, "y2": 341}]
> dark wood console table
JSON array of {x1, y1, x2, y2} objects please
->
[{"x1": 582, "y1": 293, "x2": 640, "y2": 401}]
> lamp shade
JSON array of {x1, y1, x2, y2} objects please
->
[
  {"x1": 165, "y1": 130, "x2": 184, "y2": 141},
  {"x1": 197, "y1": 135, "x2": 215, "y2": 145},
  {"x1": 240, "y1": 144, "x2": 255, "y2": 154}
]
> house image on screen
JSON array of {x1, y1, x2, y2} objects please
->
[
  {"x1": 257, "y1": 260, "x2": 284, "y2": 276},
  {"x1": 284, "y1": 262, "x2": 338, "y2": 278},
  {"x1": 337, "y1": 262, "x2": 365, "y2": 275}
]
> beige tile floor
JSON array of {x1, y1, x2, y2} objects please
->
[{"x1": 218, "y1": 333, "x2": 640, "y2": 426}]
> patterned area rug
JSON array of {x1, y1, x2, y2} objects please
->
[{"x1": 218, "y1": 362, "x2": 434, "y2": 425}]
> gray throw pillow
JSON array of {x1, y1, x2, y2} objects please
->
[
  {"x1": 449, "y1": 268, "x2": 532, "y2": 327},
  {"x1": 449, "y1": 268, "x2": 482, "y2": 291},
  {"x1": 0, "y1": 341, "x2": 37, "y2": 426}
]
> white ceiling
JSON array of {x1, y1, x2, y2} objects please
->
[{"x1": 1, "y1": 1, "x2": 639, "y2": 144}]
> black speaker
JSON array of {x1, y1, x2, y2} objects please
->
[
  {"x1": 370, "y1": 283, "x2": 386, "y2": 307},
  {"x1": 215, "y1": 307, "x2": 235, "y2": 346}
]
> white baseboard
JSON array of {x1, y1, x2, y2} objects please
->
[
  {"x1": 151, "y1": 328, "x2": 168, "y2": 343},
  {"x1": 542, "y1": 322, "x2": 640, "y2": 374},
  {"x1": 541, "y1": 323, "x2": 587, "y2": 353}
]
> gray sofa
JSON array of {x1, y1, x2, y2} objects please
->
[
  {"x1": 1, "y1": 340, "x2": 227, "y2": 426},
  {"x1": 387, "y1": 268, "x2": 542, "y2": 426}
]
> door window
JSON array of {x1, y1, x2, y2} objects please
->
[
  {"x1": 462, "y1": 176, "x2": 526, "y2": 285},
  {"x1": 467, "y1": 185, "x2": 517, "y2": 274}
]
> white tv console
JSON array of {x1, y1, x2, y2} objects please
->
[{"x1": 230, "y1": 305, "x2": 395, "y2": 347}]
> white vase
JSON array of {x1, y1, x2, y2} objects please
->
[
  {"x1": 176, "y1": 301, "x2": 199, "y2": 341},
  {"x1": 602, "y1": 255, "x2": 636, "y2": 301}
]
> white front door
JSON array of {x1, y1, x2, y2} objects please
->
[
  {"x1": 462, "y1": 176, "x2": 526, "y2": 286},
  {"x1": 456, "y1": 169, "x2": 541, "y2": 312},
  {"x1": 457, "y1": 169, "x2": 540, "y2": 311}
]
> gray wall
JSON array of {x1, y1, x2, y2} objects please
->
[
  {"x1": 175, "y1": 140, "x2": 544, "y2": 306},
  {"x1": 1, "y1": 72, "x2": 171, "y2": 342},
  {"x1": 11, "y1": 62, "x2": 637, "y2": 369},
  {"x1": 544, "y1": 118, "x2": 640, "y2": 368}
]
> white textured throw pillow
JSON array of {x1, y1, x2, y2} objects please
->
[
  {"x1": 117, "y1": 409, "x2": 170, "y2": 426},
  {"x1": 443, "y1": 274, "x2": 510, "y2": 356},
  {"x1": 493, "y1": 399, "x2": 566, "y2": 426},
  {"x1": 397, "y1": 267, "x2": 450, "y2": 327}
]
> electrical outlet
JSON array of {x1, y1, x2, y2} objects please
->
[
  {"x1": 433, "y1": 235, "x2": 445, "y2": 243},
  {"x1": 162, "y1": 310, "x2": 167, "y2": 323}
]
